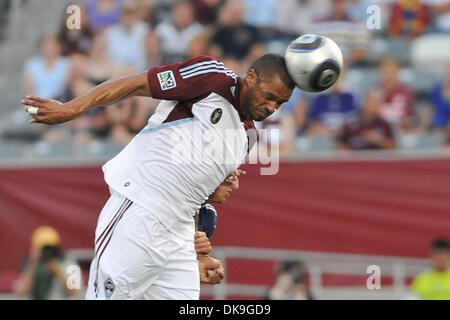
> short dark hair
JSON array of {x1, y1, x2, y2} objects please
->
[
  {"x1": 430, "y1": 237, "x2": 450, "y2": 251},
  {"x1": 248, "y1": 53, "x2": 296, "y2": 90}
]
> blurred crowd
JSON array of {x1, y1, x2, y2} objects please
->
[
  {"x1": 11, "y1": 0, "x2": 450, "y2": 154},
  {"x1": 12, "y1": 225, "x2": 450, "y2": 300}
]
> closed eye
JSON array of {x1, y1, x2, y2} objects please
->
[{"x1": 265, "y1": 93, "x2": 288, "y2": 106}]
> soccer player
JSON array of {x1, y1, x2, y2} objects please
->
[
  {"x1": 22, "y1": 54, "x2": 294, "y2": 299},
  {"x1": 193, "y1": 173, "x2": 241, "y2": 285}
]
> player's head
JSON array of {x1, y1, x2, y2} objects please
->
[
  {"x1": 241, "y1": 54, "x2": 295, "y2": 121},
  {"x1": 207, "y1": 176, "x2": 240, "y2": 204},
  {"x1": 429, "y1": 238, "x2": 450, "y2": 272}
]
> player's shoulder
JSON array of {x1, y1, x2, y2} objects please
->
[
  {"x1": 186, "y1": 55, "x2": 220, "y2": 64},
  {"x1": 178, "y1": 55, "x2": 221, "y2": 70},
  {"x1": 180, "y1": 55, "x2": 238, "y2": 95},
  {"x1": 179, "y1": 56, "x2": 238, "y2": 82}
]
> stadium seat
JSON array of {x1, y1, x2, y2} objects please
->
[
  {"x1": 296, "y1": 135, "x2": 337, "y2": 152},
  {"x1": 398, "y1": 132, "x2": 446, "y2": 150},
  {"x1": 0, "y1": 142, "x2": 24, "y2": 159}
]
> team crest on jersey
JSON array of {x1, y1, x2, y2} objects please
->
[
  {"x1": 157, "y1": 70, "x2": 177, "y2": 90},
  {"x1": 210, "y1": 108, "x2": 222, "y2": 124},
  {"x1": 104, "y1": 278, "x2": 115, "y2": 298}
]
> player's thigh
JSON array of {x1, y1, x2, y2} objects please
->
[{"x1": 96, "y1": 204, "x2": 169, "y2": 299}]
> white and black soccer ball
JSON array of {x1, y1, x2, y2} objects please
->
[{"x1": 285, "y1": 34, "x2": 344, "y2": 93}]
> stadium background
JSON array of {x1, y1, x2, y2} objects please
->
[{"x1": 1, "y1": 0, "x2": 450, "y2": 299}]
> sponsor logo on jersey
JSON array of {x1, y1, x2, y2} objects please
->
[
  {"x1": 104, "y1": 278, "x2": 115, "y2": 298},
  {"x1": 210, "y1": 108, "x2": 222, "y2": 124},
  {"x1": 157, "y1": 70, "x2": 177, "y2": 90}
]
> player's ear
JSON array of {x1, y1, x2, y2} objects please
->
[{"x1": 245, "y1": 69, "x2": 258, "y2": 86}]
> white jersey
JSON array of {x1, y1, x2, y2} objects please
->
[{"x1": 102, "y1": 56, "x2": 256, "y2": 240}]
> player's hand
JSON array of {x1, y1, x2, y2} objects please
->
[
  {"x1": 194, "y1": 231, "x2": 212, "y2": 255},
  {"x1": 225, "y1": 169, "x2": 246, "y2": 183},
  {"x1": 21, "y1": 95, "x2": 82, "y2": 124},
  {"x1": 197, "y1": 255, "x2": 224, "y2": 284}
]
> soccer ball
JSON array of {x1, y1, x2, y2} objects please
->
[{"x1": 285, "y1": 34, "x2": 344, "y2": 93}]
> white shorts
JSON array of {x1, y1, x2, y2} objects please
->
[{"x1": 85, "y1": 189, "x2": 200, "y2": 300}]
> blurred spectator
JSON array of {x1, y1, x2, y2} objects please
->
[
  {"x1": 155, "y1": 0, "x2": 204, "y2": 64},
  {"x1": 23, "y1": 34, "x2": 71, "y2": 99},
  {"x1": 306, "y1": 74, "x2": 359, "y2": 138},
  {"x1": 265, "y1": 260, "x2": 314, "y2": 300},
  {"x1": 429, "y1": 62, "x2": 450, "y2": 132},
  {"x1": 58, "y1": 6, "x2": 94, "y2": 56},
  {"x1": 317, "y1": 0, "x2": 355, "y2": 22},
  {"x1": 187, "y1": 34, "x2": 211, "y2": 59},
  {"x1": 377, "y1": 58, "x2": 416, "y2": 132},
  {"x1": 275, "y1": 0, "x2": 327, "y2": 37},
  {"x1": 210, "y1": 0, "x2": 263, "y2": 63},
  {"x1": 347, "y1": 0, "x2": 377, "y2": 23},
  {"x1": 44, "y1": 52, "x2": 110, "y2": 145},
  {"x1": 104, "y1": 0, "x2": 149, "y2": 72},
  {"x1": 242, "y1": 0, "x2": 277, "y2": 30},
  {"x1": 104, "y1": 67, "x2": 153, "y2": 145},
  {"x1": 388, "y1": 0, "x2": 431, "y2": 38},
  {"x1": 410, "y1": 238, "x2": 450, "y2": 300},
  {"x1": 85, "y1": 0, "x2": 126, "y2": 32},
  {"x1": 146, "y1": 32, "x2": 164, "y2": 67},
  {"x1": 338, "y1": 88, "x2": 396, "y2": 150},
  {"x1": 140, "y1": 0, "x2": 161, "y2": 27},
  {"x1": 14, "y1": 226, "x2": 81, "y2": 300},
  {"x1": 87, "y1": 33, "x2": 115, "y2": 85},
  {"x1": 310, "y1": 0, "x2": 368, "y2": 65},
  {"x1": 430, "y1": 0, "x2": 450, "y2": 32},
  {"x1": 191, "y1": 0, "x2": 224, "y2": 25}
]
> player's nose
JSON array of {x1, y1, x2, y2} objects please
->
[{"x1": 265, "y1": 105, "x2": 277, "y2": 116}]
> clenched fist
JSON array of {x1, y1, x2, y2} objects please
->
[{"x1": 197, "y1": 255, "x2": 224, "y2": 284}]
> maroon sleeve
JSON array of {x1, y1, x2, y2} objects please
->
[{"x1": 147, "y1": 55, "x2": 237, "y2": 101}]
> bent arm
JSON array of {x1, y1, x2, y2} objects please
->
[{"x1": 22, "y1": 72, "x2": 151, "y2": 124}]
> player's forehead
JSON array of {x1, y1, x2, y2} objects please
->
[{"x1": 258, "y1": 75, "x2": 292, "y2": 101}]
